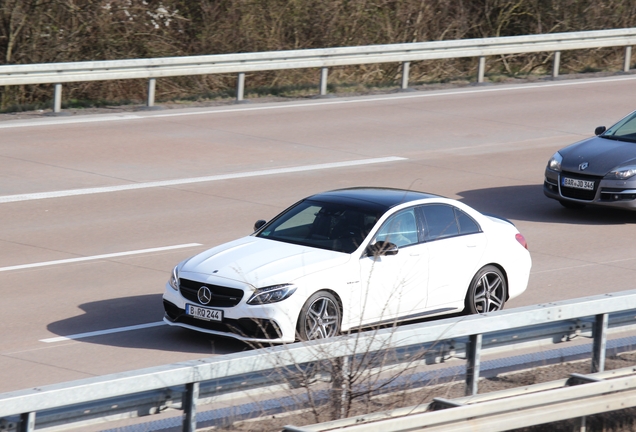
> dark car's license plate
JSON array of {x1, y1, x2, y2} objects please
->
[
  {"x1": 186, "y1": 304, "x2": 223, "y2": 321},
  {"x1": 562, "y1": 177, "x2": 595, "y2": 190}
]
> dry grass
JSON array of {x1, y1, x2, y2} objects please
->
[{"x1": 1, "y1": 0, "x2": 636, "y2": 111}]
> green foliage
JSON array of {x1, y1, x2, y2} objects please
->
[{"x1": 1, "y1": 0, "x2": 635, "y2": 109}]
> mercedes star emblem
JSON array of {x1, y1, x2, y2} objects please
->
[{"x1": 197, "y1": 286, "x2": 212, "y2": 305}]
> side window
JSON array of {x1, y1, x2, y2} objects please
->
[
  {"x1": 420, "y1": 204, "x2": 459, "y2": 241},
  {"x1": 456, "y1": 208, "x2": 481, "y2": 235},
  {"x1": 373, "y1": 208, "x2": 418, "y2": 248}
]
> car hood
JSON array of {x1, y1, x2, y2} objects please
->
[
  {"x1": 179, "y1": 236, "x2": 351, "y2": 288},
  {"x1": 560, "y1": 136, "x2": 636, "y2": 175}
]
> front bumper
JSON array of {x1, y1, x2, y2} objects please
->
[
  {"x1": 544, "y1": 168, "x2": 636, "y2": 210},
  {"x1": 162, "y1": 282, "x2": 299, "y2": 343},
  {"x1": 163, "y1": 299, "x2": 284, "y2": 340}
]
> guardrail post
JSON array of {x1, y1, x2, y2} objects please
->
[
  {"x1": 330, "y1": 356, "x2": 351, "y2": 419},
  {"x1": 592, "y1": 313, "x2": 608, "y2": 373},
  {"x1": 53, "y1": 83, "x2": 62, "y2": 113},
  {"x1": 625, "y1": 46, "x2": 633, "y2": 72},
  {"x1": 477, "y1": 56, "x2": 486, "y2": 83},
  {"x1": 182, "y1": 382, "x2": 199, "y2": 432},
  {"x1": 320, "y1": 67, "x2": 329, "y2": 96},
  {"x1": 236, "y1": 72, "x2": 245, "y2": 102},
  {"x1": 401, "y1": 61, "x2": 410, "y2": 90},
  {"x1": 340, "y1": 356, "x2": 351, "y2": 418},
  {"x1": 20, "y1": 412, "x2": 35, "y2": 432},
  {"x1": 552, "y1": 51, "x2": 561, "y2": 78},
  {"x1": 147, "y1": 78, "x2": 156, "y2": 107},
  {"x1": 465, "y1": 334, "x2": 482, "y2": 396}
]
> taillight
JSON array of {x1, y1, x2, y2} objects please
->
[{"x1": 515, "y1": 233, "x2": 528, "y2": 249}]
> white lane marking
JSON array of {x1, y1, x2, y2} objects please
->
[
  {"x1": 149, "y1": 75, "x2": 636, "y2": 120},
  {"x1": 0, "y1": 156, "x2": 407, "y2": 203},
  {"x1": 0, "y1": 243, "x2": 202, "y2": 272},
  {"x1": 532, "y1": 256, "x2": 636, "y2": 274},
  {"x1": 40, "y1": 322, "x2": 166, "y2": 343},
  {"x1": 0, "y1": 114, "x2": 143, "y2": 129},
  {"x1": 1, "y1": 75, "x2": 635, "y2": 129}
]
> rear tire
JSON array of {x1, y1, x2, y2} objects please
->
[
  {"x1": 297, "y1": 291, "x2": 341, "y2": 341},
  {"x1": 465, "y1": 265, "x2": 507, "y2": 315}
]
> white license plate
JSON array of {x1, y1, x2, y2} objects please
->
[
  {"x1": 562, "y1": 177, "x2": 595, "y2": 190},
  {"x1": 186, "y1": 304, "x2": 223, "y2": 322}
]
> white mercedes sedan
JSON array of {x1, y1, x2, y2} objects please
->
[{"x1": 163, "y1": 188, "x2": 531, "y2": 343}]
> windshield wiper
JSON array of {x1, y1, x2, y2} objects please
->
[{"x1": 600, "y1": 135, "x2": 636, "y2": 143}]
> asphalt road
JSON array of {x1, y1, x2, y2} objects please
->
[{"x1": 1, "y1": 75, "x2": 635, "y2": 394}]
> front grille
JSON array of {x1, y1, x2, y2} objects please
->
[
  {"x1": 179, "y1": 279, "x2": 244, "y2": 307},
  {"x1": 163, "y1": 300, "x2": 282, "y2": 339},
  {"x1": 559, "y1": 171, "x2": 602, "y2": 201}
]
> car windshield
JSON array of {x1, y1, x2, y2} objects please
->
[
  {"x1": 601, "y1": 111, "x2": 636, "y2": 143},
  {"x1": 256, "y1": 199, "x2": 381, "y2": 253}
]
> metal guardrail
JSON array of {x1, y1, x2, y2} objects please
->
[
  {"x1": 284, "y1": 366, "x2": 636, "y2": 431},
  {"x1": 0, "y1": 28, "x2": 634, "y2": 111},
  {"x1": 2, "y1": 290, "x2": 636, "y2": 432}
]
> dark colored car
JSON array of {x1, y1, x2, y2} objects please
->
[{"x1": 544, "y1": 110, "x2": 636, "y2": 210}]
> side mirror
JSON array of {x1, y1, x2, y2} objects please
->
[
  {"x1": 365, "y1": 241, "x2": 399, "y2": 257},
  {"x1": 254, "y1": 220, "x2": 267, "y2": 231},
  {"x1": 594, "y1": 126, "x2": 606, "y2": 136}
]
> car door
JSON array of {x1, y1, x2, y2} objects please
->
[
  {"x1": 357, "y1": 208, "x2": 429, "y2": 326},
  {"x1": 419, "y1": 204, "x2": 486, "y2": 310}
]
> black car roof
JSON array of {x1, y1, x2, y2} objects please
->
[{"x1": 306, "y1": 187, "x2": 440, "y2": 213}]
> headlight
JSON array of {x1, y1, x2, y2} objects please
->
[
  {"x1": 547, "y1": 152, "x2": 563, "y2": 172},
  {"x1": 169, "y1": 266, "x2": 180, "y2": 291},
  {"x1": 606, "y1": 166, "x2": 636, "y2": 180},
  {"x1": 247, "y1": 284, "x2": 297, "y2": 305}
]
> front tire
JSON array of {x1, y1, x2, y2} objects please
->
[
  {"x1": 465, "y1": 265, "x2": 507, "y2": 314},
  {"x1": 297, "y1": 291, "x2": 341, "y2": 341}
]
